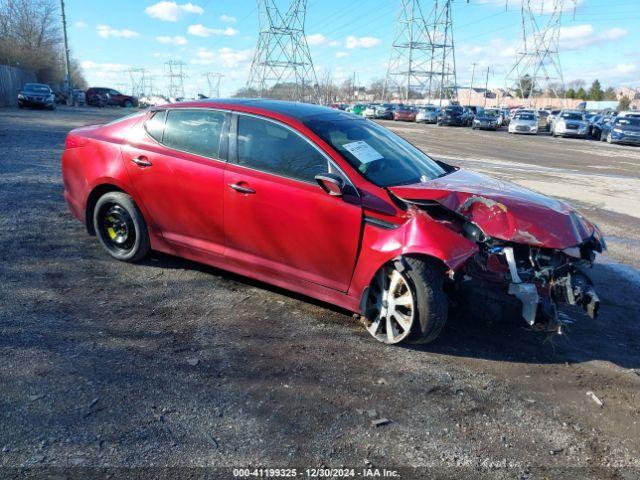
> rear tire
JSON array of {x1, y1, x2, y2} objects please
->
[
  {"x1": 93, "y1": 192, "x2": 150, "y2": 262},
  {"x1": 123, "y1": 100, "x2": 133, "y2": 108},
  {"x1": 363, "y1": 257, "x2": 448, "y2": 345}
]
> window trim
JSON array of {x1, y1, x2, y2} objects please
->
[
  {"x1": 143, "y1": 108, "x2": 230, "y2": 163},
  {"x1": 143, "y1": 109, "x2": 167, "y2": 143},
  {"x1": 231, "y1": 111, "x2": 358, "y2": 195}
]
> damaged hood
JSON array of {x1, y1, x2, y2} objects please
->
[{"x1": 388, "y1": 169, "x2": 594, "y2": 249}]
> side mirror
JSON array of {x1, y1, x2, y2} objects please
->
[{"x1": 315, "y1": 173, "x2": 344, "y2": 197}]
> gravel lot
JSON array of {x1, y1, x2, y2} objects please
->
[{"x1": 1, "y1": 106, "x2": 639, "y2": 479}]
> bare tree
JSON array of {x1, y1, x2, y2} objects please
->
[{"x1": 0, "y1": 0, "x2": 86, "y2": 87}]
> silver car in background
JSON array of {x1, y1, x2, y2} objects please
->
[
  {"x1": 363, "y1": 104, "x2": 378, "y2": 119},
  {"x1": 508, "y1": 112, "x2": 539, "y2": 135},
  {"x1": 415, "y1": 105, "x2": 440, "y2": 124},
  {"x1": 552, "y1": 110, "x2": 589, "y2": 138}
]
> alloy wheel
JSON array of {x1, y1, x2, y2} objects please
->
[{"x1": 365, "y1": 266, "x2": 415, "y2": 344}]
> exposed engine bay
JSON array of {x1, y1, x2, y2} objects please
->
[{"x1": 387, "y1": 168, "x2": 606, "y2": 334}]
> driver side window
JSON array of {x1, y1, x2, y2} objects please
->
[{"x1": 236, "y1": 115, "x2": 328, "y2": 183}]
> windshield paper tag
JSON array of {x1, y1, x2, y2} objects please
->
[{"x1": 342, "y1": 141, "x2": 383, "y2": 163}]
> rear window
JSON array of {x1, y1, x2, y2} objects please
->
[
  {"x1": 163, "y1": 109, "x2": 226, "y2": 158},
  {"x1": 144, "y1": 110, "x2": 166, "y2": 141}
]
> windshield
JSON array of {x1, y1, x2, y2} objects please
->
[
  {"x1": 482, "y1": 111, "x2": 498, "y2": 117},
  {"x1": 561, "y1": 112, "x2": 584, "y2": 121},
  {"x1": 616, "y1": 118, "x2": 640, "y2": 127},
  {"x1": 23, "y1": 84, "x2": 50, "y2": 93},
  {"x1": 515, "y1": 114, "x2": 535, "y2": 121},
  {"x1": 305, "y1": 117, "x2": 446, "y2": 187},
  {"x1": 444, "y1": 106, "x2": 462, "y2": 113}
]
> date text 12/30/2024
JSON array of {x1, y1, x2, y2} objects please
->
[{"x1": 233, "y1": 468, "x2": 401, "y2": 478}]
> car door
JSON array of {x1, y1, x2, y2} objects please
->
[
  {"x1": 223, "y1": 113, "x2": 362, "y2": 292},
  {"x1": 122, "y1": 108, "x2": 229, "y2": 257}
]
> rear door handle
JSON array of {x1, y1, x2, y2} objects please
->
[
  {"x1": 131, "y1": 156, "x2": 152, "y2": 167},
  {"x1": 228, "y1": 183, "x2": 256, "y2": 194}
]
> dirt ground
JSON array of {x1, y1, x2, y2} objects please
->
[{"x1": 1, "y1": 106, "x2": 639, "y2": 479}]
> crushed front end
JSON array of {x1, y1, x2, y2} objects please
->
[
  {"x1": 387, "y1": 168, "x2": 607, "y2": 334},
  {"x1": 459, "y1": 228, "x2": 604, "y2": 333}
]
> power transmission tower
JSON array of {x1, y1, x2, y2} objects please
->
[
  {"x1": 204, "y1": 72, "x2": 224, "y2": 98},
  {"x1": 164, "y1": 60, "x2": 187, "y2": 99},
  {"x1": 384, "y1": 0, "x2": 458, "y2": 105},
  {"x1": 128, "y1": 68, "x2": 150, "y2": 98},
  {"x1": 247, "y1": 0, "x2": 320, "y2": 103},
  {"x1": 505, "y1": 0, "x2": 575, "y2": 103}
]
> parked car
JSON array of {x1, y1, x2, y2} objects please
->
[
  {"x1": 438, "y1": 105, "x2": 467, "y2": 126},
  {"x1": 374, "y1": 103, "x2": 395, "y2": 120},
  {"x1": 617, "y1": 111, "x2": 640, "y2": 119},
  {"x1": 415, "y1": 105, "x2": 440, "y2": 124},
  {"x1": 552, "y1": 110, "x2": 588, "y2": 138},
  {"x1": 547, "y1": 109, "x2": 561, "y2": 130},
  {"x1": 500, "y1": 108, "x2": 511, "y2": 126},
  {"x1": 73, "y1": 89, "x2": 86, "y2": 106},
  {"x1": 537, "y1": 110, "x2": 551, "y2": 132},
  {"x1": 472, "y1": 109, "x2": 500, "y2": 130},
  {"x1": 593, "y1": 115, "x2": 616, "y2": 140},
  {"x1": 349, "y1": 104, "x2": 366, "y2": 116},
  {"x1": 363, "y1": 104, "x2": 378, "y2": 119},
  {"x1": 61, "y1": 99, "x2": 604, "y2": 345},
  {"x1": 17, "y1": 83, "x2": 56, "y2": 110},
  {"x1": 86, "y1": 87, "x2": 138, "y2": 108},
  {"x1": 605, "y1": 116, "x2": 640, "y2": 145},
  {"x1": 508, "y1": 112, "x2": 538, "y2": 134},
  {"x1": 87, "y1": 91, "x2": 109, "y2": 107},
  {"x1": 482, "y1": 108, "x2": 504, "y2": 127},
  {"x1": 393, "y1": 105, "x2": 417, "y2": 122}
]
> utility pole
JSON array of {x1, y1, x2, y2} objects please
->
[
  {"x1": 483, "y1": 67, "x2": 489, "y2": 107},
  {"x1": 468, "y1": 62, "x2": 476, "y2": 107},
  {"x1": 247, "y1": 0, "x2": 320, "y2": 103},
  {"x1": 60, "y1": 0, "x2": 73, "y2": 105},
  {"x1": 384, "y1": 0, "x2": 458, "y2": 106},
  {"x1": 352, "y1": 72, "x2": 356, "y2": 104}
]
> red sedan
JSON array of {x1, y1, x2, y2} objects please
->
[
  {"x1": 393, "y1": 106, "x2": 417, "y2": 122},
  {"x1": 62, "y1": 99, "x2": 604, "y2": 344}
]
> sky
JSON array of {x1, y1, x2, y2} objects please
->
[{"x1": 66, "y1": 0, "x2": 640, "y2": 98}]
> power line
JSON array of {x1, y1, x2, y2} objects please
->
[
  {"x1": 505, "y1": 0, "x2": 577, "y2": 103},
  {"x1": 203, "y1": 72, "x2": 224, "y2": 98},
  {"x1": 247, "y1": 0, "x2": 320, "y2": 103},
  {"x1": 384, "y1": 0, "x2": 458, "y2": 105},
  {"x1": 164, "y1": 60, "x2": 187, "y2": 99}
]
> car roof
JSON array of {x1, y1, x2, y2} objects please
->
[{"x1": 159, "y1": 98, "x2": 350, "y2": 122}]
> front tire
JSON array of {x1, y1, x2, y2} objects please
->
[
  {"x1": 123, "y1": 100, "x2": 133, "y2": 108},
  {"x1": 93, "y1": 192, "x2": 150, "y2": 262},
  {"x1": 363, "y1": 257, "x2": 448, "y2": 345}
]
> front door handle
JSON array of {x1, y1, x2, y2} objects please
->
[
  {"x1": 131, "y1": 156, "x2": 152, "y2": 167},
  {"x1": 228, "y1": 183, "x2": 256, "y2": 194}
]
